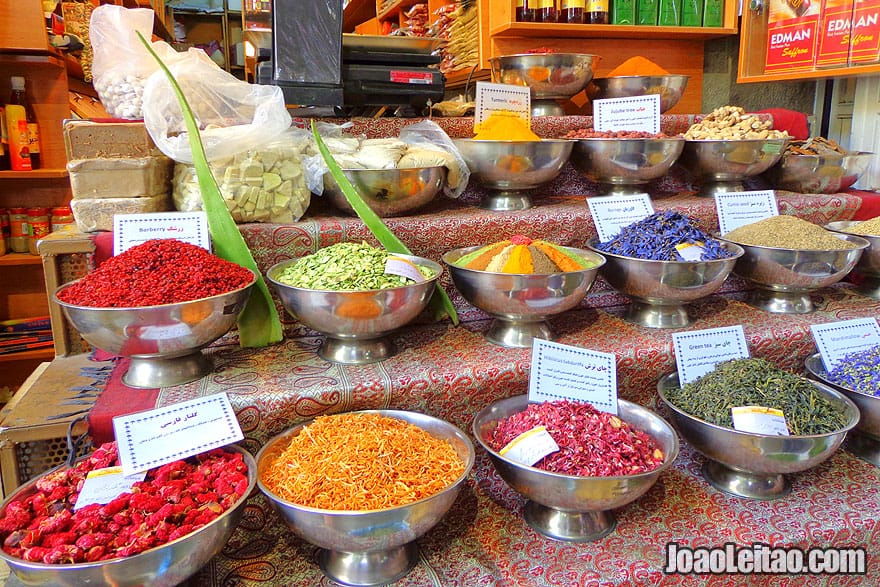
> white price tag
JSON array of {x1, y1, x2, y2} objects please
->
[
  {"x1": 675, "y1": 242, "x2": 707, "y2": 261},
  {"x1": 474, "y1": 81, "x2": 532, "y2": 129},
  {"x1": 385, "y1": 257, "x2": 427, "y2": 282},
  {"x1": 731, "y1": 406, "x2": 790, "y2": 436},
  {"x1": 586, "y1": 194, "x2": 654, "y2": 242},
  {"x1": 810, "y1": 318, "x2": 880, "y2": 372},
  {"x1": 715, "y1": 191, "x2": 779, "y2": 235},
  {"x1": 528, "y1": 338, "x2": 618, "y2": 415},
  {"x1": 73, "y1": 467, "x2": 146, "y2": 511},
  {"x1": 498, "y1": 426, "x2": 560, "y2": 467},
  {"x1": 113, "y1": 211, "x2": 211, "y2": 256},
  {"x1": 672, "y1": 326, "x2": 750, "y2": 384},
  {"x1": 594, "y1": 95, "x2": 661, "y2": 134}
]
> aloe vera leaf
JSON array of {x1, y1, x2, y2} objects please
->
[
  {"x1": 138, "y1": 33, "x2": 283, "y2": 347},
  {"x1": 310, "y1": 121, "x2": 459, "y2": 325}
]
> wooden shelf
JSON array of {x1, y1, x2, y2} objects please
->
[
  {"x1": 0, "y1": 347, "x2": 54, "y2": 364},
  {"x1": 0, "y1": 254, "x2": 42, "y2": 267},
  {"x1": 0, "y1": 169, "x2": 68, "y2": 180},
  {"x1": 490, "y1": 22, "x2": 737, "y2": 40}
]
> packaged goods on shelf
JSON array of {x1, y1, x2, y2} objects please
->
[
  {"x1": 63, "y1": 120, "x2": 164, "y2": 160},
  {"x1": 70, "y1": 193, "x2": 172, "y2": 232},
  {"x1": 68, "y1": 156, "x2": 173, "y2": 200}
]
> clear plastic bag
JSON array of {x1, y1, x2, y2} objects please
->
[{"x1": 142, "y1": 46, "x2": 292, "y2": 164}]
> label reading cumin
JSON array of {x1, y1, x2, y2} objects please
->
[{"x1": 499, "y1": 426, "x2": 560, "y2": 466}]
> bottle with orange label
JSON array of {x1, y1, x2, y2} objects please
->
[
  {"x1": 5, "y1": 100, "x2": 31, "y2": 171},
  {"x1": 8, "y1": 76, "x2": 40, "y2": 170}
]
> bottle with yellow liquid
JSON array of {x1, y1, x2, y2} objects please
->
[
  {"x1": 8, "y1": 77, "x2": 40, "y2": 170},
  {"x1": 5, "y1": 101, "x2": 31, "y2": 171}
]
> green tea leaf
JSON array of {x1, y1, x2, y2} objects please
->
[
  {"x1": 310, "y1": 121, "x2": 458, "y2": 325},
  {"x1": 138, "y1": 33, "x2": 283, "y2": 347}
]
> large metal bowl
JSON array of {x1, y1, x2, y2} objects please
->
[
  {"x1": 256, "y1": 409, "x2": 474, "y2": 586},
  {"x1": 473, "y1": 394, "x2": 679, "y2": 542},
  {"x1": 266, "y1": 254, "x2": 442, "y2": 364},
  {"x1": 569, "y1": 137, "x2": 685, "y2": 196},
  {"x1": 489, "y1": 53, "x2": 600, "y2": 116},
  {"x1": 805, "y1": 353, "x2": 880, "y2": 467},
  {"x1": 679, "y1": 138, "x2": 788, "y2": 197},
  {"x1": 765, "y1": 151, "x2": 874, "y2": 194},
  {"x1": 443, "y1": 245, "x2": 605, "y2": 347},
  {"x1": 0, "y1": 444, "x2": 256, "y2": 587},
  {"x1": 322, "y1": 165, "x2": 447, "y2": 217},
  {"x1": 657, "y1": 372, "x2": 859, "y2": 499},
  {"x1": 586, "y1": 240, "x2": 744, "y2": 328},
  {"x1": 826, "y1": 220, "x2": 880, "y2": 298},
  {"x1": 719, "y1": 232, "x2": 869, "y2": 313},
  {"x1": 587, "y1": 74, "x2": 690, "y2": 113},
  {"x1": 53, "y1": 271, "x2": 257, "y2": 389},
  {"x1": 452, "y1": 138, "x2": 574, "y2": 211}
]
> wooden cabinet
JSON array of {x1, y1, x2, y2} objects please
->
[
  {"x1": 166, "y1": 1, "x2": 244, "y2": 77},
  {"x1": 0, "y1": 1, "x2": 72, "y2": 389}
]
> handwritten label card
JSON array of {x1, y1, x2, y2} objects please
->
[
  {"x1": 586, "y1": 194, "x2": 654, "y2": 242},
  {"x1": 731, "y1": 406, "x2": 790, "y2": 436},
  {"x1": 529, "y1": 338, "x2": 618, "y2": 415},
  {"x1": 73, "y1": 467, "x2": 146, "y2": 511},
  {"x1": 715, "y1": 191, "x2": 779, "y2": 235},
  {"x1": 474, "y1": 81, "x2": 532, "y2": 128},
  {"x1": 594, "y1": 94, "x2": 661, "y2": 134},
  {"x1": 672, "y1": 326, "x2": 750, "y2": 384},
  {"x1": 810, "y1": 318, "x2": 880, "y2": 372},
  {"x1": 498, "y1": 426, "x2": 560, "y2": 467},
  {"x1": 113, "y1": 393, "x2": 244, "y2": 476},
  {"x1": 113, "y1": 211, "x2": 210, "y2": 256}
]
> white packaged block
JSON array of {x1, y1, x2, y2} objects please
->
[
  {"x1": 68, "y1": 156, "x2": 173, "y2": 199},
  {"x1": 71, "y1": 193, "x2": 173, "y2": 233}
]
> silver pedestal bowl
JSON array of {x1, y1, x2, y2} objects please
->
[
  {"x1": 442, "y1": 245, "x2": 605, "y2": 347},
  {"x1": 586, "y1": 240, "x2": 744, "y2": 329},
  {"x1": 322, "y1": 166, "x2": 447, "y2": 217},
  {"x1": 0, "y1": 445, "x2": 256, "y2": 587},
  {"x1": 657, "y1": 372, "x2": 859, "y2": 499},
  {"x1": 256, "y1": 410, "x2": 474, "y2": 587},
  {"x1": 473, "y1": 394, "x2": 678, "y2": 542},
  {"x1": 805, "y1": 353, "x2": 880, "y2": 467},
  {"x1": 453, "y1": 139, "x2": 574, "y2": 211},
  {"x1": 826, "y1": 220, "x2": 880, "y2": 299},
  {"x1": 489, "y1": 53, "x2": 599, "y2": 117},
  {"x1": 587, "y1": 74, "x2": 690, "y2": 113},
  {"x1": 720, "y1": 233, "x2": 869, "y2": 313},
  {"x1": 764, "y1": 151, "x2": 874, "y2": 194},
  {"x1": 53, "y1": 272, "x2": 257, "y2": 389},
  {"x1": 266, "y1": 255, "x2": 442, "y2": 364},
  {"x1": 679, "y1": 138, "x2": 788, "y2": 197},
  {"x1": 569, "y1": 137, "x2": 684, "y2": 196}
]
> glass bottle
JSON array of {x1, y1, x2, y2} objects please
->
[
  {"x1": 0, "y1": 106, "x2": 8, "y2": 171},
  {"x1": 560, "y1": 0, "x2": 586, "y2": 23},
  {"x1": 50, "y1": 206, "x2": 74, "y2": 232},
  {"x1": 9, "y1": 76, "x2": 40, "y2": 170},
  {"x1": 26, "y1": 207, "x2": 50, "y2": 255},
  {"x1": 516, "y1": 0, "x2": 531, "y2": 21},
  {"x1": 0, "y1": 208, "x2": 8, "y2": 255},
  {"x1": 528, "y1": 0, "x2": 558, "y2": 23},
  {"x1": 586, "y1": 0, "x2": 609, "y2": 23}
]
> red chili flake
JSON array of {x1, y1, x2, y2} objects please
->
[
  {"x1": 56, "y1": 239, "x2": 254, "y2": 308},
  {"x1": 0, "y1": 442, "x2": 249, "y2": 564},
  {"x1": 487, "y1": 399, "x2": 666, "y2": 477}
]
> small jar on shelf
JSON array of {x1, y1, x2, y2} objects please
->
[
  {"x1": 26, "y1": 207, "x2": 49, "y2": 255},
  {"x1": 8, "y1": 207, "x2": 29, "y2": 254}
]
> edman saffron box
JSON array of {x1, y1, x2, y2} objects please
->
[
  {"x1": 850, "y1": 0, "x2": 880, "y2": 64},
  {"x1": 817, "y1": 0, "x2": 855, "y2": 67},
  {"x1": 765, "y1": 0, "x2": 820, "y2": 73}
]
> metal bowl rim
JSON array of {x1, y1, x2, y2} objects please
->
[
  {"x1": 824, "y1": 221, "x2": 880, "y2": 241},
  {"x1": 586, "y1": 239, "x2": 745, "y2": 265},
  {"x1": 442, "y1": 245, "x2": 606, "y2": 276},
  {"x1": 657, "y1": 371, "x2": 860, "y2": 439},
  {"x1": 683, "y1": 138, "x2": 789, "y2": 145},
  {"x1": 717, "y1": 233, "x2": 871, "y2": 254},
  {"x1": 0, "y1": 444, "x2": 257, "y2": 571},
  {"x1": 472, "y1": 395, "x2": 679, "y2": 481},
  {"x1": 266, "y1": 255, "x2": 443, "y2": 294},
  {"x1": 591, "y1": 74, "x2": 691, "y2": 82},
  {"x1": 779, "y1": 151, "x2": 874, "y2": 160},
  {"x1": 329, "y1": 164, "x2": 448, "y2": 173},
  {"x1": 570, "y1": 137, "x2": 684, "y2": 143},
  {"x1": 52, "y1": 269, "x2": 259, "y2": 312},
  {"x1": 804, "y1": 352, "x2": 880, "y2": 400},
  {"x1": 452, "y1": 138, "x2": 573, "y2": 144},
  {"x1": 489, "y1": 53, "x2": 601, "y2": 61},
  {"x1": 256, "y1": 409, "x2": 475, "y2": 515}
]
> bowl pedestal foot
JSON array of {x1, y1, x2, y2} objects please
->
[
  {"x1": 747, "y1": 288, "x2": 814, "y2": 314},
  {"x1": 480, "y1": 191, "x2": 534, "y2": 212},
  {"x1": 485, "y1": 318, "x2": 553, "y2": 348},
  {"x1": 625, "y1": 301, "x2": 690, "y2": 329},
  {"x1": 320, "y1": 337, "x2": 394, "y2": 364},
  {"x1": 123, "y1": 352, "x2": 212, "y2": 389},
  {"x1": 523, "y1": 500, "x2": 617, "y2": 542},
  {"x1": 318, "y1": 542, "x2": 418, "y2": 586},
  {"x1": 845, "y1": 432, "x2": 880, "y2": 467},
  {"x1": 701, "y1": 460, "x2": 790, "y2": 500},
  {"x1": 531, "y1": 100, "x2": 565, "y2": 117},
  {"x1": 855, "y1": 273, "x2": 880, "y2": 299},
  {"x1": 696, "y1": 179, "x2": 747, "y2": 198}
]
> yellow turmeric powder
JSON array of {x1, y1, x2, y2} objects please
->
[
  {"x1": 607, "y1": 56, "x2": 669, "y2": 77},
  {"x1": 473, "y1": 112, "x2": 541, "y2": 141}
]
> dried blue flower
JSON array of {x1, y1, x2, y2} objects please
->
[
  {"x1": 595, "y1": 211, "x2": 734, "y2": 261},
  {"x1": 827, "y1": 345, "x2": 880, "y2": 396}
]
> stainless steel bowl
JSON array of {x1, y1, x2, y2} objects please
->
[
  {"x1": 266, "y1": 254, "x2": 442, "y2": 364},
  {"x1": 452, "y1": 138, "x2": 574, "y2": 211},
  {"x1": 765, "y1": 151, "x2": 874, "y2": 194},
  {"x1": 0, "y1": 444, "x2": 256, "y2": 587},
  {"x1": 53, "y1": 272, "x2": 257, "y2": 389},
  {"x1": 826, "y1": 220, "x2": 880, "y2": 299},
  {"x1": 586, "y1": 240, "x2": 744, "y2": 329},
  {"x1": 569, "y1": 137, "x2": 685, "y2": 196},
  {"x1": 679, "y1": 138, "x2": 788, "y2": 197},
  {"x1": 657, "y1": 372, "x2": 859, "y2": 499},
  {"x1": 719, "y1": 232, "x2": 869, "y2": 313},
  {"x1": 322, "y1": 166, "x2": 447, "y2": 217},
  {"x1": 587, "y1": 74, "x2": 690, "y2": 113},
  {"x1": 472, "y1": 394, "x2": 679, "y2": 542},
  {"x1": 256, "y1": 409, "x2": 474, "y2": 586},
  {"x1": 443, "y1": 245, "x2": 605, "y2": 347},
  {"x1": 489, "y1": 53, "x2": 600, "y2": 116},
  {"x1": 805, "y1": 353, "x2": 880, "y2": 467}
]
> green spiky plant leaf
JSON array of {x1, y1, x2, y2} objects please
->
[
  {"x1": 138, "y1": 33, "x2": 283, "y2": 347},
  {"x1": 311, "y1": 121, "x2": 459, "y2": 325}
]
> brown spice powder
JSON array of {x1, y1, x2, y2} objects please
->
[
  {"x1": 843, "y1": 216, "x2": 880, "y2": 236},
  {"x1": 723, "y1": 215, "x2": 858, "y2": 250}
]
